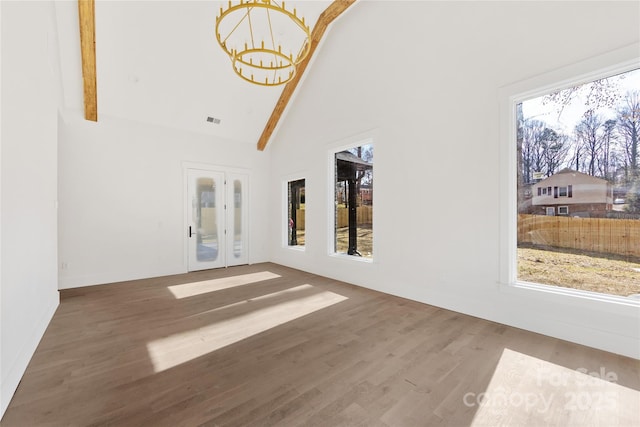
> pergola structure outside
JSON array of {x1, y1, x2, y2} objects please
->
[{"x1": 335, "y1": 151, "x2": 373, "y2": 256}]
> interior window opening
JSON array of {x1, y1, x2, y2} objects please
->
[
  {"x1": 334, "y1": 144, "x2": 373, "y2": 258},
  {"x1": 287, "y1": 179, "x2": 305, "y2": 247}
]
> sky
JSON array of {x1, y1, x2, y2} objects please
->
[{"x1": 521, "y1": 68, "x2": 640, "y2": 133}]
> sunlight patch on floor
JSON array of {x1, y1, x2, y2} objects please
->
[
  {"x1": 469, "y1": 348, "x2": 639, "y2": 426},
  {"x1": 185, "y1": 283, "x2": 328, "y2": 318},
  {"x1": 168, "y1": 271, "x2": 281, "y2": 299},
  {"x1": 147, "y1": 284, "x2": 347, "y2": 372}
]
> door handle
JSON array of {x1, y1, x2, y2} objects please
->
[{"x1": 189, "y1": 226, "x2": 193, "y2": 237}]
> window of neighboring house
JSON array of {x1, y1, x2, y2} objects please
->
[
  {"x1": 515, "y1": 65, "x2": 640, "y2": 299},
  {"x1": 287, "y1": 178, "x2": 305, "y2": 247},
  {"x1": 559, "y1": 186, "x2": 568, "y2": 197},
  {"x1": 333, "y1": 143, "x2": 373, "y2": 259}
]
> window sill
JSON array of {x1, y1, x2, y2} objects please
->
[
  {"x1": 329, "y1": 253, "x2": 374, "y2": 264},
  {"x1": 500, "y1": 279, "x2": 640, "y2": 308}
]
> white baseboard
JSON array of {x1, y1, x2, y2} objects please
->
[{"x1": 58, "y1": 266, "x2": 185, "y2": 289}]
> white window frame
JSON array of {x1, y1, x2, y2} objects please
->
[
  {"x1": 327, "y1": 132, "x2": 376, "y2": 263},
  {"x1": 499, "y1": 44, "x2": 639, "y2": 306},
  {"x1": 558, "y1": 206, "x2": 569, "y2": 215}
]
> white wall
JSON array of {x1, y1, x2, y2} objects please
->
[
  {"x1": 1, "y1": 1, "x2": 61, "y2": 417},
  {"x1": 58, "y1": 115, "x2": 270, "y2": 288},
  {"x1": 267, "y1": 1, "x2": 640, "y2": 358}
]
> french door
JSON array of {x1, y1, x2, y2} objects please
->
[{"x1": 186, "y1": 168, "x2": 248, "y2": 271}]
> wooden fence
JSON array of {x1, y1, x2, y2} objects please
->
[
  {"x1": 337, "y1": 206, "x2": 372, "y2": 228},
  {"x1": 518, "y1": 214, "x2": 640, "y2": 258},
  {"x1": 292, "y1": 206, "x2": 373, "y2": 230},
  {"x1": 294, "y1": 209, "x2": 305, "y2": 230}
]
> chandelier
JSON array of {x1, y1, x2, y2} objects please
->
[{"x1": 215, "y1": 0, "x2": 311, "y2": 86}]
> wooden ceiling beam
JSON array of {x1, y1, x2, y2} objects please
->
[
  {"x1": 257, "y1": 0, "x2": 357, "y2": 151},
  {"x1": 78, "y1": 0, "x2": 97, "y2": 121}
]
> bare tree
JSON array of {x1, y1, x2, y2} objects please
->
[
  {"x1": 521, "y1": 119, "x2": 546, "y2": 183},
  {"x1": 543, "y1": 74, "x2": 623, "y2": 121},
  {"x1": 574, "y1": 111, "x2": 604, "y2": 176},
  {"x1": 521, "y1": 118, "x2": 569, "y2": 181},
  {"x1": 517, "y1": 103, "x2": 523, "y2": 185},
  {"x1": 617, "y1": 91, "x2": 640, "y2": 183},
  {"x1": 542, "y1": 129, "x2": 570, "y2": 177},
  {"x1": 598, "y1": 119, "x2": 617, "y2": 181}
]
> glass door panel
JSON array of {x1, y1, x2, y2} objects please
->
[
  {"x1": 188, "y1": 169, "x2": 225, "y2": 271},
  {"x1": 196, "y1": 177, "x2": 218, "y2": 262},
  {"x1": 226, "y1": 173, "x2": 248, "y2": 266},
  {"x1": 233, "y1": 179, "x2": 242, "y2": 258}
]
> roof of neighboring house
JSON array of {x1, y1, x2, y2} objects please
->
[{"x1": 534, "y1": 168, "x2": 609, "y2": 185}]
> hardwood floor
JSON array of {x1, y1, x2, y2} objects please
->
[{"x1": 1, "y1": 263, "x2": 638, "y2": 426}]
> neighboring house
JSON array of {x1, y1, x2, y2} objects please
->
[
  {"x1": 336, "y1": 183, "x2": 372, "y2": 206},
  {"x1": 360, "y1": 184, "x2": 373, "y2": 205},
  {"x1": 532, "y1": 168, "x2": 613, "y2": 217}
]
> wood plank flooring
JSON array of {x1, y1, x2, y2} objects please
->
[{"x1": 1, "y1": 263, "x2": 638, "y2": 426}]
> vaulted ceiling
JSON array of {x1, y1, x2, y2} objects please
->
[{"x1": 56, "y1": 1, "x2": 355, "y2": 149}]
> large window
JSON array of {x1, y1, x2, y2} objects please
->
[
  {"x1": 516, "y1": 67, "x2": 640, "y2": 298},
  {"x1": 287, "y1": 179, "x2": 305, "y2": 247},
  {"x1": 334, "y1": 144, "x2": 373, "y2": 258}
]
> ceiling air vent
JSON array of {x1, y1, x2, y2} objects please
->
[{"x1": 206, "y1": 116, "x2": 221, "y2": 124}]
